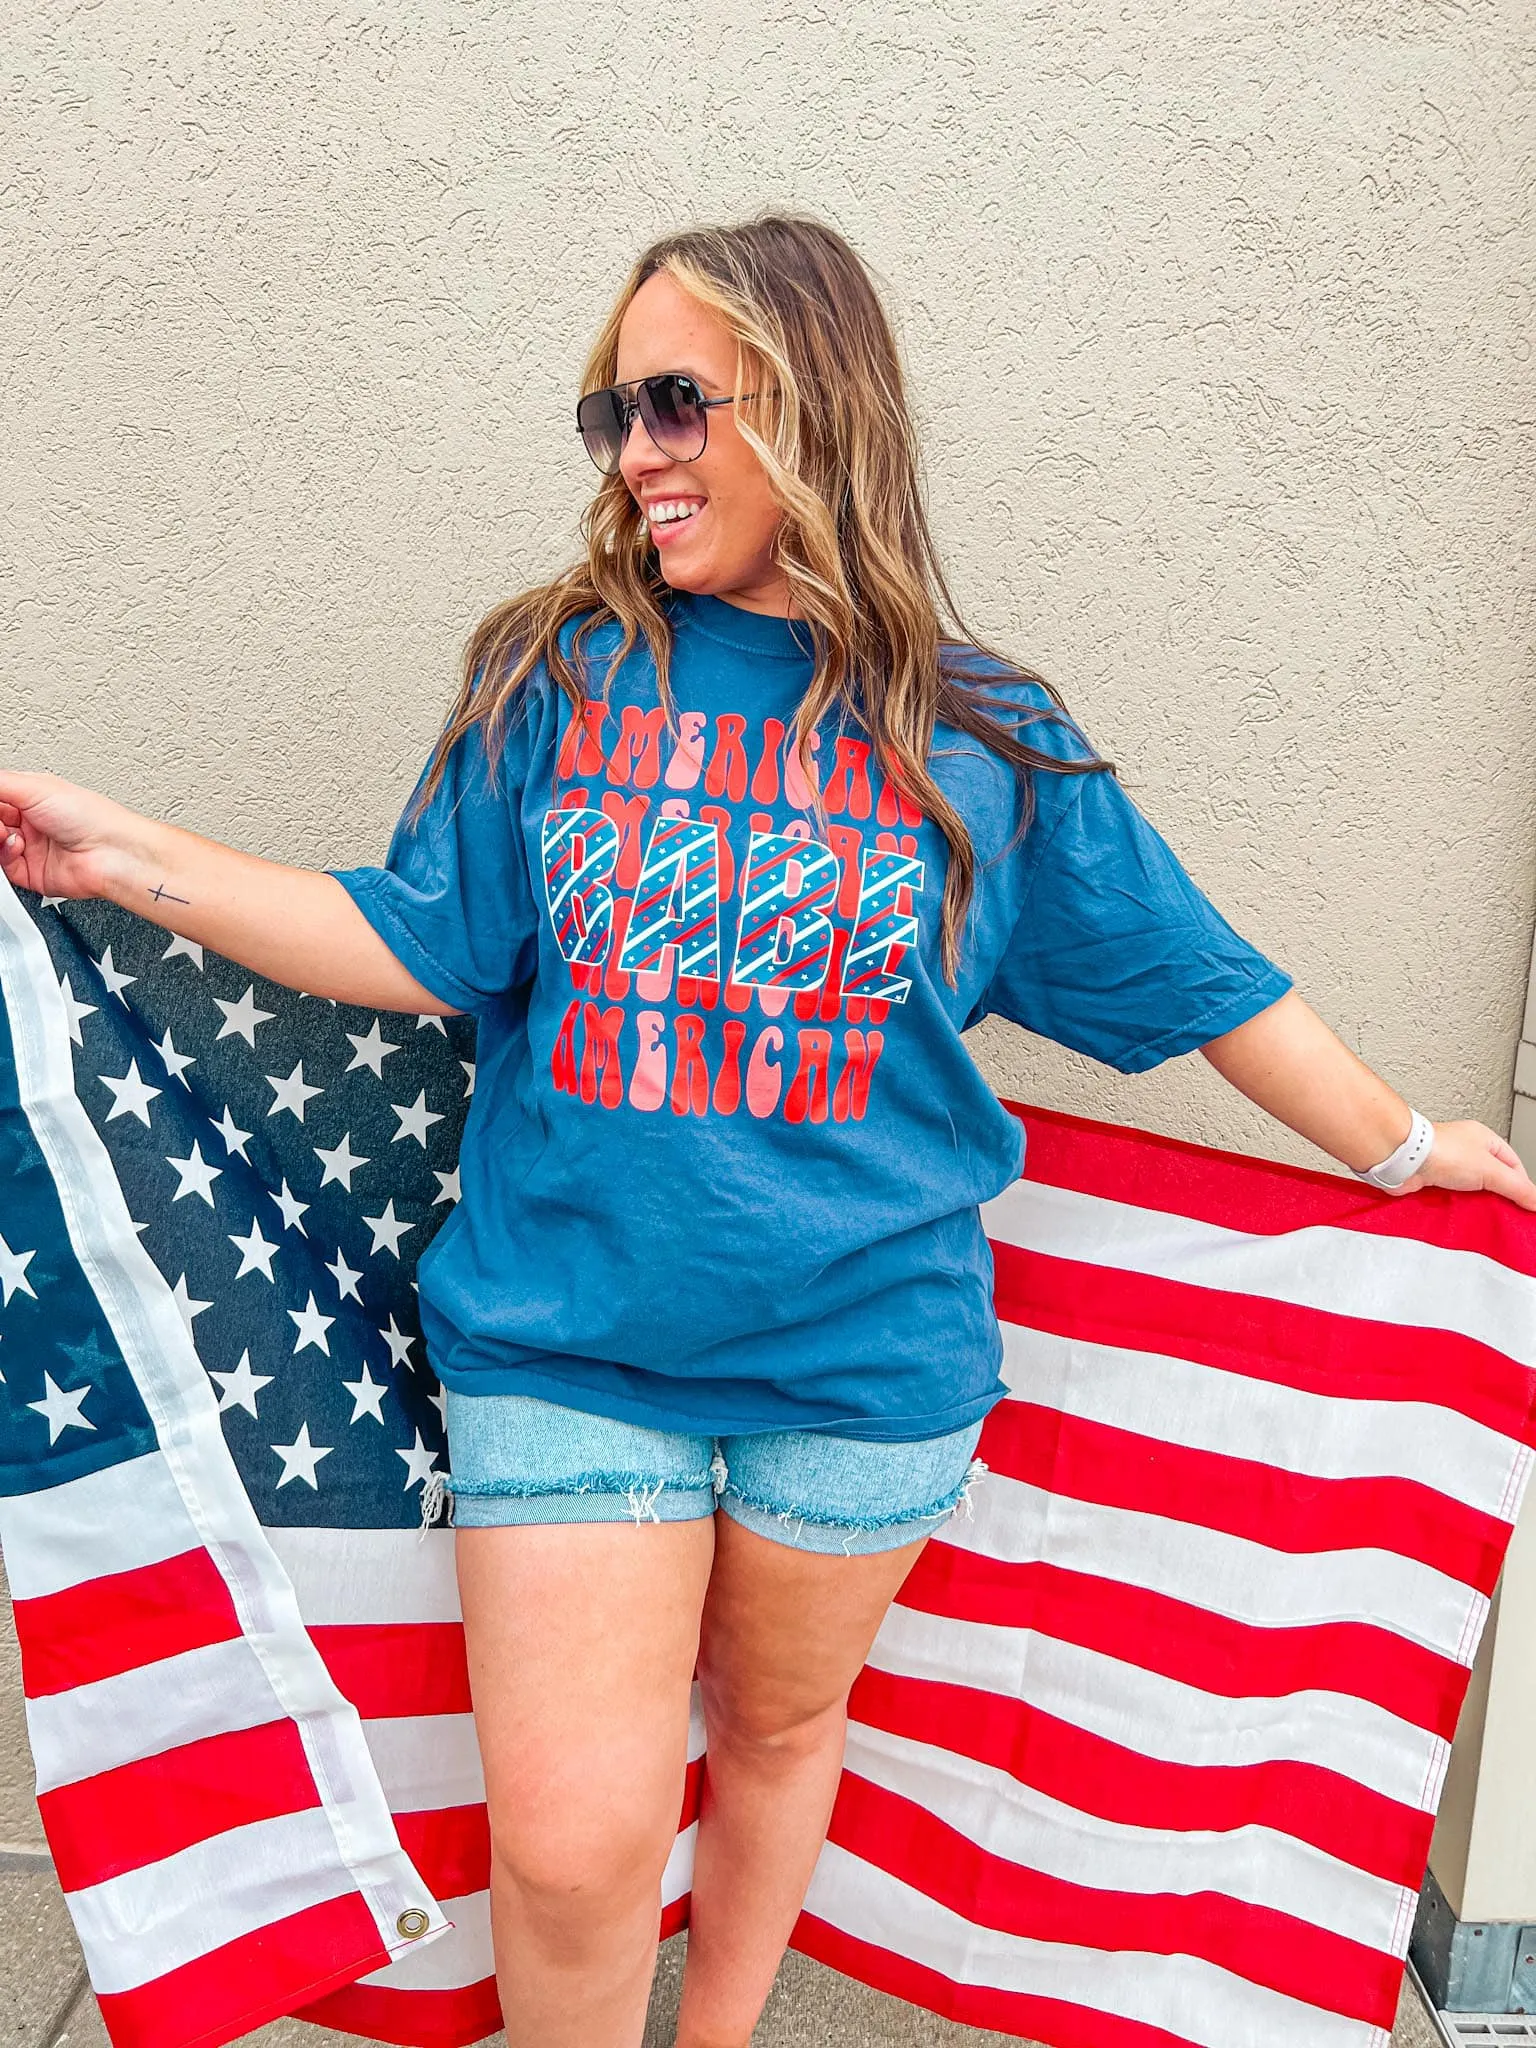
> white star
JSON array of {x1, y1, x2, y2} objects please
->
[
  {"x1": 427, "y1": 1383, "x2": 448, "y2": 1429},
  {"x1": 94, "y1": 945, "x2": 136, "y2": 1002},
  {"x1": 153, "y1": 1026, "x2": 197, "y2": 1087},
  {"x1": 265, "y1": 1060, "x2": 322, "y2": 1122},
  {"x1": 100, "y1": 1060, "x2": 161, "y2": 1127},
  {"x1": 209, "y1": 1347, "x2": 273, "y2": 1417},
  {"x1": 170, "y1": 1273, "x2": 213, "y2": 1331},
  {"x1": 0, "y1": 1233, "x2": 38, "y2": 1307},
  {"x1": 40, "y1": 895, "x2": 66, "y2": 911},
  {"x1": 344, "y1": 1020, "x2": 401, "y2": 1080},
  {"x1": 342, "y1": 1363, "x2": 388, "y2": 1424},
  {"x1": 269, "y1": 1178, "x2": 310, "y2": 1235},
  {"x1": 314, "y1": 1132, "x2": 369, "y2": 1191},
  {"x1": 396, "y1": 1428, "x2": 442, "y2": 1492},
  {"x1": 361, "y1": 1199, "x2": 414, "y2": 1258},
  {"x1": 379, "y1": 1315, "x2": 415, "y2": 1369},
  {"x1": 271, "y1": 1422, "x2": 331, "y2": 1489},
  {"x1": 228, "y1": 1216, "x2": 280, "y2": 1280},
  {"x1": 27, "y1": 1373, "x2": 94, "y2": 1444},
  {"x1": 215, "y1": 985, "x2": 276, "y2": 1047},
  {"x1": 432, "y1": 1167, "x2": 461, "y2": 1206},
  {"x1": 390, "y1": 1089, "x2": 443, "y2": 1148},
  {"x1": 161, "y1": 933, "x2": 205, "y2": 970},
  {"x1": 57, "y1": 974, "x2": 97, "y2": 1045},
  {"x1": 326, "y1": 1246, "x2": 364, "y2": 1303},
  {"x1": 460, "y1": 1059, "x2": 476, "y2": 1097},
  {"x1": 211, "y1": 1104, "x2": 253, "y2": 1161},
  {"x1": 288, "y1": 1291, "x2": 335, "y2": 1356},
  {"x1": 166, "y1": 1141, "x2": 222, "y2": 1207},
  {"x1": 416, "y1": 1013, "x2": 448, "y2": 1035}
]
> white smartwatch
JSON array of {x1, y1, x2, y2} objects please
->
[{"x1": 1352, "y1": 1109, "x2": 1435, "y2": 1193}]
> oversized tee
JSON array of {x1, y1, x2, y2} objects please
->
[{"x1": 329, "y1": 592, "x2": 1291, "y2": 1441}]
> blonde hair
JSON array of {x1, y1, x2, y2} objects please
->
[{"x1": 413, "y1": 213, "x2": 1106, "y2": 981}]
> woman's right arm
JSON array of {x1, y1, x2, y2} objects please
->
[{"x1": 0, "y1": 770, "x2": 459, "y2": 1016}]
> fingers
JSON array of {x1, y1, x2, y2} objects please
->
[{"x1": 1483, "y1": 1156, "x2": 1536, "y2": 1212}]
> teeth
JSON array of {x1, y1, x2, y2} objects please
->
[{"x1": 649, "y1": 501, "x2": 703, "y2": 525}]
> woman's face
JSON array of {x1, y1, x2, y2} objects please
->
[{"x1": 614, "y1": 272, "x2": 790, "y2": 616}]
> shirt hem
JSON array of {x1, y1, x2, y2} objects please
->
[
  {"x1": 431, "y1": 1356, "x2": 1008, "y2": 1446},
  {"x1": 326, "y1": 868, "x2": 489, "y2": 1016},
  {"x1": 1111, "y1": 966, "x2": 1293, "y2": 1074}
]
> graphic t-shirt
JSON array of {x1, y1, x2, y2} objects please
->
[{"x1": 329, "y1": 592, "x2": 1291, "y2": 1441}]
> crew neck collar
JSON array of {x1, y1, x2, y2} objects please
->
[{"x1": 672, "y1": 591, "x2": 816, "y2": 662}]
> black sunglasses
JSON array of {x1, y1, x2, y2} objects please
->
[{"x1": 576, "y1": 373, "x2": 753, "y2": 475}]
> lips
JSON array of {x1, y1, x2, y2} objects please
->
[{"x1": 645, "y1": 497, "x2": 706, "y2": 545}]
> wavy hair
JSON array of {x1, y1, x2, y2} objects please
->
[{"x1": 411, "y1": 213, "x2": 1108, "y2": 982}]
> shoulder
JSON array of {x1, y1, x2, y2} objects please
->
[{"x1": 937, "y1": 642, "x2": 1099, "y2": 771}]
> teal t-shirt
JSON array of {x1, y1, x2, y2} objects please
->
[{"x1": 329, "y1": 592, "x2": 1290, "y2": 1440}]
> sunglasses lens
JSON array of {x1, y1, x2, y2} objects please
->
[
  {"x1": 577, "y1": 389, "x2": 626, "y2": 474},
  {"x1": 638, "y1": 375, "x2": 708, "y2": 461}
]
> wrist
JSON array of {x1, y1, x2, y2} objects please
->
[
  {"x1": 1351, "y1": 1107, "x2": 1436, "y2": 1192},
  {"x1": 96, "y1": 809, "x2": 180, "y2": 910}
]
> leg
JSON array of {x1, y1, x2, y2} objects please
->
[
  {"x1": 446, "y1": 1390, "x2": 721, "y2": 2048},
  {"x1": 459, "y1": 1519, "x2": 714, "y2": 2048},
  {"x1": 676, "y1": 1519, "x2": 927, "y2": 2048}
]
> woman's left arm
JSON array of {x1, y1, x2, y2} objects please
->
[{"x1": 1201, "y1": 989, "x2": 1536, "y2": 1210}]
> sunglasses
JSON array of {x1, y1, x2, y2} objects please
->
[{"x1": 576, "y1": 373, "x2": 753, "y2": 476}]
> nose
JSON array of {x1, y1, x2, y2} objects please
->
[{"x1": 618, "y1": 409, "x2": 675, "y2": 492}]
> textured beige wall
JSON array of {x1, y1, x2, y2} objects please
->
[{"x1": 3, "y1": 0, "x2": 1533, "y2": 1164}]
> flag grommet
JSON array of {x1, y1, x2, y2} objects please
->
[{"x1": 395, "y1": 1908, "x2": 431, "y2": 1940}]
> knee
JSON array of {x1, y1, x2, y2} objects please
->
[
  {"x1": 489, "y1": 1807, "x2": 673, "y2": 1928},
  {"x1": 700, "y1": 1679, "x2": 848, "y2": 1773}
]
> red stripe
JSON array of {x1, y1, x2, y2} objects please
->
[
  {"x1": 13, "y1": 1549, "x2": 242, "y2": 1698},
  {"x1": 980, "y1": 1398, "x2": 1510, "y2": 1592},
  {"x1": 900, "y1": 1541, "x2": 1467, "y2": 1740},
  {"x1": 795, "y1": 1912, "x2": 1248, "y2": 2048},
  {"x1": 1008, "y1": 1098, "x2": 1536, "y2": 1275},
  {"x1": 301, "y1": 1978, "x2": 502, "y2": 2048},
  {"x1": 680, "y1": 1754, "x2": 704, "y2": 1830},
  {"x1": 848, "y1": 1665, "x2": 1431, "y2": 1888},
  {"x1": 395, "y1": 1806, "x2": 490, "y2": 1903},
  {"x1": 660, "y1": 1894, "x2": 690, "y2": 1939},
  {"x1": 310, "y1": 1623, "x2": 472, "y2": 1718},
  {"x1": 992, "y1": 1241, "x2": 1536, "y2": 1448},
  {"x1": 826, "y1": 1773, "x2": 1399, "y2": 2025},
  {"x1": 95, "y1": 1889, "x2": 386, "y2": 2048},
  {"x1": 42, "y1": 1720, "x2": 320, "y2": 1893}
]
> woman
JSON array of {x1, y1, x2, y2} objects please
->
[{"x1": 3, "y1": 214, "x2": 1532, "y2": 2048}]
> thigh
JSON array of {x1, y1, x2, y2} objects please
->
[
  {"x1": 698, "y1": 1422, "x2": 986, "y2": 1729},
  {"x1": 449, "y1": 1392, "x2": 718, "y2": 1881}
]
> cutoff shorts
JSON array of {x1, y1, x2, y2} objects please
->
[{"x1": 443, "y1": 1389, "x2": 988, "y2": 1558}]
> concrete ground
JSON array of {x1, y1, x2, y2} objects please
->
[{"x1": 0, "y1": 1588, "x2": 1442, "y2": 2048}]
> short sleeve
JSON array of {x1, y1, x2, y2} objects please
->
[
  {"x1": 328, "y1": 711, "x2": 539, "y2": 1016},
  {"x1": 982, "y1": 768, "x2": 1292, "y2": 1073}
]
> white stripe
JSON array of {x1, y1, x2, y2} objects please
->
[
  {"x1": 843, "y1": 1720, "x2": 1410, "y2": 1953},
  {"x1": 364, "y1": 1715, "x2": 485, "y2": 1812},
  {"x1": 355, "y1": 1824, "x2": 698, "y2": 1995},
  {"x1": 0, "y1": 1451, "x2": 204, "y2": 1601},
  {"x1": 68, "y1": 1809, "x2": 357, "y2": 1995},
  {"x1": 267, "y1": 1526, "x2": 460, "y2": 1627},
  {"x1": 999, "y1": 1323, "x2": 1530, "y2": 1521},
  {"x1": 866, "y1": 1603, "x2": 1448, "y2": 1815},
  {"x1": 26, "y1": 1638, "x2": 285, "y2": 1794},
  {"x1": 802, "y1": 1843, "x2": 1382, "y2": 2048},
  {"x1": 985, "y1": 1177, "x2": 1536, "y2": 1370},
  {"x1": 0, "y1": 875, "x2": 443, "y2": 1953},
  {"x1": 361, "y1": 1888, "x2": 493, "y2": 1991},
  {"x1": 948, "y1": 1466, "x2": 1486, "y2": 1666}
]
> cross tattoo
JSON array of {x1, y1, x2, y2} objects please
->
[{"x1": 148, "y1": 883, "x2": 190, "y2": 905}]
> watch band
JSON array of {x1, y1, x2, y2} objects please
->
[{"x1": 1352, "y1": 1109, "x2": 1435, "y2": 1193}]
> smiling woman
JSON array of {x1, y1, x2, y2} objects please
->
[{"x1": 1, "y1": 209, "x2": 1530, "y2": 2048}]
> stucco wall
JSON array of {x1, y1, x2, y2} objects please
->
[{"x1": 3, "y1": 0, "x2": 1533, "y2": 1165}]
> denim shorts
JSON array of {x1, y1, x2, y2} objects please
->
[{"x1": 443, "y1": 1390, "x2": 988, "y2": 1558}]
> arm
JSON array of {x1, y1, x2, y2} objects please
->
[
  {"x1": 1201, "y1": 988, "x2": 1536, "y2": 1209},
  {"x1": 0, "y1": 769, "x2": 458, "y2": 1016}
]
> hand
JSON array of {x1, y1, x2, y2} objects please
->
[
  {"x1": 0, "y1": 770, "x2": 144, "y2": 903},
  {"x1": 1401, "y1": 1121, "x2": 1536, "y2": 1211}
]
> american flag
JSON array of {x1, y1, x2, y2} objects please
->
[{"x1": 1, "y1": 871, "x2": 1532, "y2": 2048}]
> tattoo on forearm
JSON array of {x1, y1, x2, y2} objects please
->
[{"x1": 148, "y1": 883, "x2": 190, "y2": 905}]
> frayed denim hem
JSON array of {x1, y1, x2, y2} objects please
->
[
  {"x1": 445, "y1": 1466, "x2": 719, "y2": 1529},
  {"x1": 719, "y1": 1456, "x2": 989, "y2": 1558}
]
